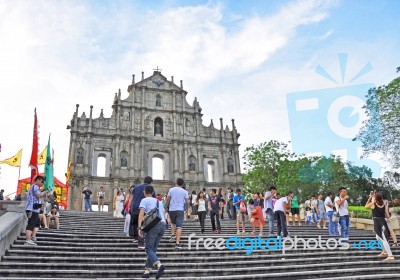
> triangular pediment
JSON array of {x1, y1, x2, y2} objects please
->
[{"x1": 134, "y1": 71, "x2": 182, "y2": 91}]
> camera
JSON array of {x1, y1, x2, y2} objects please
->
[{"x1": 33, "y1": 203, "x2": 43, "y2": 209}]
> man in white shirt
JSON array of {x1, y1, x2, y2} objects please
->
[
  {"x1": 273, "y1": 191, "x2": 293, "y2": 238},
  {"x1": 165, "y1": 178, "x2": 190, "y2": 249},
  {"x1": 324, "y1": 192, "x2": 338, "y2": 236},
  {"x1": 334, "y1": 187, "x2": 350, "y2": 241}
]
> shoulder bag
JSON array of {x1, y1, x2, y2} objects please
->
[{"x1": 141, "y1": 200, "x2": 162, "y2": 233}]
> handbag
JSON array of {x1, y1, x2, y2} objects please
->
[
  {"x1": 141, "y1": 200, "x2": 162, "y2": 233},
  {"x1": 240, "y1": 201, "x2": 247, "y2": 213},
  {"x1": 192, "y1": 205, "x2": 198, "y2": 215}
]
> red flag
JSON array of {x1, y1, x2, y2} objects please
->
[{"x1": 29, "y1": 108, "x2": 39, "y2": 183}]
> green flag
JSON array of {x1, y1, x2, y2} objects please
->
[{"x1": 44, "y1": 135, "x2": 54, "y2": 192}]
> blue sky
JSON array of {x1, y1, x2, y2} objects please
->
[{"x1": 0, "y1": 0, "x2": 399, "y2": 197}]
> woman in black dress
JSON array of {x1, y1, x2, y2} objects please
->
[{"x1": 365, "y1": 192, "x2": 394, "y2": 261}]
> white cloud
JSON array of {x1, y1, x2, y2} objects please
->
[{"x1": 0, "y1": 0, "x2": 340, "y2": 196}]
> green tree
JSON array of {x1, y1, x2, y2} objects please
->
[
  {"x1": 242, "y1": 140, "x2": 293, "y2": 193},
  {"x1": 357, "y1": 68, "x2": 400, "y2": 168}
]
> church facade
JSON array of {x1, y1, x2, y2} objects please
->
[{"x1": 67, "y1": 70, "x2": 242, "y2": 211}]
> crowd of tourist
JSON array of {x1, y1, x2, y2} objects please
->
[
  {"x1": 118, "y1": 178, "x2": 399, "y2": 277},
  {"x1": 22, "y1": 174, "x2": 398, "y2": 278}
]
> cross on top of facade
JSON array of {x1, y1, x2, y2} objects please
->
[{"x1": 153, "y1": 66, "x2": 162, "y2": 72}]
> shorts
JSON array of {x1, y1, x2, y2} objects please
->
[
  {"x1": 237, "y1": 211, "x2": 246, "y2": 222},
  {"x1": 291, "y1": 208, "x2": 300, "y2": 215},
  {"x1": 386, "y1": 218, "x2": 393, "y2": 231},
  {"x1": 319, "y1": 211, "x2": 328, "y2": 220},
  {"x1": 169, "y1": 211, "x2": 184, "y2": 229},
  {"x1": 26, "y1": 211, "x2": 40, "y2": 231}
]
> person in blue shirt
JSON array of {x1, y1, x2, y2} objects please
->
[
  {"x1": 232, "y1": 188, "x2": 246, "y2": 235},
  {"x1": 25, "y1": 175, "x2": 48, "y2": 246},
  {"x1": 130, "y1": 176, "x2": 154, "y2": 249},
  {"x1": 138, "y1": 185, "x2": 166, "y2": 279}
]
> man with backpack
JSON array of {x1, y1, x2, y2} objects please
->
[
  {"x1": 233, "y1": 188, "x2": 246, "y2": 235},
  {"x1": 130, "y1": 176, "x2": 154, "y2": 249}
]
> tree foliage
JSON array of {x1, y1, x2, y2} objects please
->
[
  {"x1": 357, "y1": 69, "x2": 400, "y2": 168},
  {"x1": 242, "y1": 140, "x2": 384, "y2": 204}
]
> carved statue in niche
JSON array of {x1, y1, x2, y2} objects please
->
[
  {"x1": 121, "y1": 155, "x2": 128, "y2": 167},
  {"x1": 227, "y1": 160, "x2": 234, "y2": 173},
  {"x1": 156, "y1": 94, "x2": 162, "y2": 107},
  {"x1": 189, "y1": 160, "x2": 196, "y2": 171},
  {"x1": 76, "y1": 149, "x2": 84, "y2": 164},
  {"x1": 121, "y1": 111, "x2": 130, "y2": 130},
  {"x1": 155, "y1": 122, "x2": 162, "y2": 135}
]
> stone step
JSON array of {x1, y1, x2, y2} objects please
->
[
  {"x1": 1, "y1": 265, "x2": 400, "y2": 279},
  {"x1": 1, "y1": 210, "x2": 398, "y2": 279}
]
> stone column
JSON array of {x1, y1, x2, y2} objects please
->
[
  {"x1": 183, "y1": 143, "x2": 189, "y2": 179},
  {"x1": 197, "y1": 144, "x2": 204, "y2": 181},
  {"x1": 129, "y1": 139, "x2": 135, "y2": 177},
  {"x1": 114, "y1": 138, "x2": 120, "y2": 177},
  {"x1": 173, "y1": 142, "x2": 179, "y2": 179},
  {"x1": 84, "y1": 135, "x2": 91, "y2": 174},
  {"x1": 221, "y1": 146, "x2": 228, "y2": 182},
  {"x1": 141, "y1": 139, "x2": 145, "y2": 178}
]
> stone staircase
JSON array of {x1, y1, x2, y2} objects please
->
[{"x1": 0, "y1": 210, "x2": 399, "y2": 279}]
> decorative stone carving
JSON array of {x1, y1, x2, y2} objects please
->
[
  {"x1": 135, "y1": 91, "x2": 142, "y2": 103},
  {"x1": 145, "y1": 116, "x2": 152, "y2": 135},
  {"x1": 185, "y1": 116, "x2": 196, "y2": 135}
]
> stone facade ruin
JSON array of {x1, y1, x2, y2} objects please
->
[{"x1": 67, "y1": 70, "x2": 242, "y2": 211}]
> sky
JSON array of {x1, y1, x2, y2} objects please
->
[{"x1": 0, "y1": 0, "x2": 399, "y2": 197}]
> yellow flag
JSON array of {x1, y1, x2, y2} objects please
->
[
  {"x1": 38, "y1": 146, "x2": 48, "y2": 165},
  {"x1": 65, "y1": 160, "x2": 72, "y2": 183},
  {"x1": 0, "y1": 149, "x2": 23, "y2": 167}
]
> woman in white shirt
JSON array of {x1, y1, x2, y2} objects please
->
[
  {"x1": 97, "y1": 187, "x2": 105, "y2": 212},
  {"x1": 113, "y1": 190, "x2": 125, "y2": 218},
  {"x1": 194, "y1": 191, "x2": 207, "y2": 233}
]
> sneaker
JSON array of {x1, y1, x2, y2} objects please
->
[
  {"x1": 133, "y1": 239, "x2": 138, "y2": 243},
  {"x1": 175, "y1": 244, "x2": 182, "y2": 250},
  {"x1": 323, "y1": 227, "x2": 327, "y2": 229},
  {"x1": 317, "y1": 225, "x2": 321, "y2": 229},
  {"x1": 25, "y1": 240, "x2": 37, "y2": 246},
  {"x1": 31, "y1": 237, "x2": 37, "y2": 242},
  {"x1": 169, "y1": 235, "x2": 176, "y2": 242},
  {"x1": 217, "y1": 229, "x2": 221, "y2": 234},
  {"x1": 141, "y1": 272, "x2": 150, "y2": 279},
  {"x1": 392, "y1": 243, "x2": 399, "y2": 247},
  {"x1": 242, "y1": 231, "x2": 246, "y2": 234},
  {"x1": 236, "y1": 231, "x2": 240, "y2": 235},
  {"x1": 138, "y1": 243, "x2": 145, "y2": 249},
  {"x1": 156, "y1": 265, "x2": 165, "y2": 279}
]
